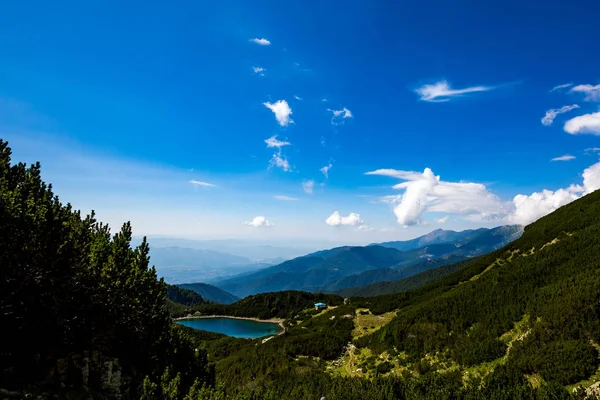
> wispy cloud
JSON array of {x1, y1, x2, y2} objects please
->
[
  {"x1": 274, "y1": 195, "x2": 298, "y2": 201},
  {"x1": 541, "y1": 104, "x2": 580, "y2": 126},
  {"x1": 253, "y1": 66, "x2": 266, "y2": 76},
  {"x1": 549, "y1": 83, "x2": 573, "y2": 92},
  {"x1": 264, "y1": 100, "x2": 293, "y2": 126},
  {"x1": 244, "y1": 216, "x2": 273, "y2": 227},
  {"x1": 327, "y1": 107, "x2": 353, "y2": 124},
  {"x1": 357, "y1": 225, "x2": 375, "y2": 232},
  {"x1": 585, "y1": 147, "x2": 600, "y2": 153},
  {"x1": 320, "y1": 162, "x2": 333, "y2": 179},
  {"x1": 551, "y1": 154, "x2": 576, "y2": 162},
  {"x1": 269, "y1": 153, "x2": 291, "y2": 172},
  {"x1": 365, "y1": 169, "x2": 427, "y2": 180},
  {"x1": 302, "y1": 180, "x2": 315, "y2": 194},
  {"x1": 325, "y1": 211, "x2": 363, "y2": 227},
  {"x1": 265, "y1": 135, "x2": 290, "y2": 149},
  {"x1": 189, "y1": 180, "x2": 216, "y2": 187},
  {"x1": 564, "y1": 112, "x2": 600, "y2": 135},
  {"x1": 415, "y1": 80, "x2": 493, "y2": 102},
  {"x1": 570, "y1": 84, "x2": 600, "y2": 102},
  {"x1": 436, "y1": 216, "x2": 449, "y2": 224},
  {"x1": 250, "y1": 38, "x2": 271, "y2": 46},
  {"x1": 265, "y1": 135, "x2": 291, "y2": 172},
  {"x1": 293, "y1": 95, "x2": 302, "y2": 100}
]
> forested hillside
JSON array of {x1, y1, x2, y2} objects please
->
[
  {"x1": 166, "y1": 284, "x2": 208, "y2": 306},
  {"x1": 324, "y1": 255, "x2": 466, "y2": 293},
  {"x1": 353, "y1": 187, "x2": 600, "y2": 387},
  {"x1": 336, "y1": 257, "x2": 473, "y2": 297},
  {"x1": 178, "y1": 282, "x2": 240, "y2": 304},
  {"x1": 189, "y1": 189, "x2": 600, "y2": 399},
  {"x1": 170, "y1": 290, "x2": 344, "y2": 320}
]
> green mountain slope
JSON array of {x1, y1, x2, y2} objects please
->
[
  {"x1": 215, "y1": 246, "x2": 408, "y2": 297},
  {"x1": 354, "y1": 188, "x2": 600, "y2": 386},
  {"x1": 331, "y1": 255, "x2": 468, "y2": 295},
  {"x1": 166, "y1": 284, "x2": 208, "y2": 306},
  {"x1": 169, "y1": 290, "x2": 344, "y2": 320},
  {"x1": 178, "y1": 282, "x2": 240, "y2": 304},
  {"x1": 336, "y1": 257, "x2": 473, "y2": 297},
  {"x1": 216, "y1": 227, "x2": 522, "y2": 297}
]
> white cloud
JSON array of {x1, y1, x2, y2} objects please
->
[
  {"x1": 508, "y1": 162, "x2": 600, "y2": 225},
  {"x1": 415, "y1": 80, "x2": 492, "y2": 102},
  {"x1": 549, "y1": 83, "x2": 573, "y2": 92},
  {"x1": 570, "y1": 84, "x2": 600, "y2": 101},
  {"x1": 302, "y1": 180, "x2": 315, "y2": 194},
  {"x1": 264, "y1": 100, "x2": 293, "y2": 126},
  {"x1": 370, "y1": 162, "x2": 600, "y2": 227},
  {"x1": 189, "y1": 180, "x2": 216, "y2": 187},
  {"x1": 253, "y1": 66, "x2": 266, "y2": 76},
  {"x1": 436, "y1": 216, "x2": 449, "y2": 224},
  {"x1": 250, "y1": 38, "x2": 271, "y2": 46},
  {"x1": 564, "y1": 112, "x2": 600, "y2": 135},
  {"x1": 265, "y1": 135, "x2": 290, "y2": 149},
  {"x1": 509, "y1": 186, "x2": 581, "y2": 225},
  {"x1": 320, "y1": 162, "x2": 333, "y2": 179},
  {"x1": 269, "y1": 153, "x2": 291, "y2": 172},
  {"x1": 244, "y1": 216, "x2": 273, "y2": 227},
  {"x1": 551, "y1": 154, "x2": 575, "y2": 162},
  {"x1": 367, "y1": 167, "x2": 507, "y2": 226},
  {"x1": 325, "y1": 211, "x2": 363, "y2": 227},
  {"x1": 583, "y1": 162, "x2": 600, "y2": 194},
  {"x1": 541, "y1": 104, "x2": 579, "y2": 126},
  {"x1": 294, "y1": 95, "x2": 302, "y2": 100},
  {"x1": 585, "y1": 147, "x2": 600, "y2": 153},
  {"x1": 327, "y1": 107, "x2": 353, "y2": 124},
  {"x1": 274, "y1": 195, "x2": 298, "y2": 201}
]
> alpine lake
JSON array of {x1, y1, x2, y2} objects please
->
[{"x1": 176, "y1": 317, "x2": 283, "y2": 339}]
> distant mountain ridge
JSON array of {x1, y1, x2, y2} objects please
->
[
  {"x1": 324, "y1": 255, "x2": 466, "y2": 293},
  {"x1": 177, "y1": 282, "x2": 240, "y2": 304},
  {"x1": 214, "y1": 225, "x2": 523, "y2": 297},
  {"x1": 371, "y1": 226, "x2": 522, "y2": 252},
  {"x1": 214, "y1": 245, "x2": 407, "y2": 297}
]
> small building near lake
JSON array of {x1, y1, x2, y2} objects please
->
[{"x1": 314, "y1": 302, "x2": 327, "y2": 310}]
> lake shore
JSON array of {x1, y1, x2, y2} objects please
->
[{"x1": 174, "y1": 315, "x2": 286, "y2": 335}]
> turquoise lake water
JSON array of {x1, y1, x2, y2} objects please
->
[{"x1": 176, "y1": 317, "x2": 283, "y2": 339}]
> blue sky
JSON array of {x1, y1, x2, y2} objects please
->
[{"x1": 1, "y1": 0, "x2": 599, "y2": 245}]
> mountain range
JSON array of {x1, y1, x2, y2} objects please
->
[{"x1": 212, "y1": 225, "x2": 523, "y2": 297}]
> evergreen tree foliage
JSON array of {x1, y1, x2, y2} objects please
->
[
  {"x1": 166, "y1": 284, "x2": 207, "y2": 306},
  {"x1": 0, "y1": 139, "x2": 212, "y2": 397}
]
